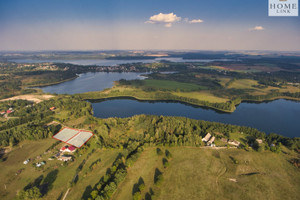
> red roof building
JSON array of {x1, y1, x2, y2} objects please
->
[
  {"x1": 6, "y1": 110, "x2": 12, "y2": 114},
  {"x1": 50, "y1": 107, "x2": 56, "y2": 111},
  {"x1": 68, "y1": 146, "x2": 76, "y2": 152},
  {"x1": 60, "y1": 145, "x2": 76, "y2": 153}
]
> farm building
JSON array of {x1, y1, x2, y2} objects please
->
[
  {"x1": 202, "y1": 133, "x2": 211, "y2": 142},
  {"x1": 207, "y1": 136, "x2": 215, "y2": 145},
  {"x1": 49, "y1": 107, "x2": 56, "y2": 111},
  {"x1": 60, "y1": 145, "x2": 76, "y2": 153},
  {"x1": 53, "y1": 127, "x2": 93, "y2": 148}
]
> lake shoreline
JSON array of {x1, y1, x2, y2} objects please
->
[{"x1": 83, "y1": 93, "x2": 300, "y2": 114}]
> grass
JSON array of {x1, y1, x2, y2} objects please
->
[
  {"x1": 111, "y1": 147, "x2": 162, "y2": 200},
  {"x1": 79, "y1": 85, "x2": 233, "y2": 112},
  {"x1": 141, "y1": 79, "x2": 207, "y2": 91},
  {"x1": 111, "y1": 147, "x2": 300, "y2": 200},
  {"x1": 1, "y1": 143, "x2": 299, "y2": 200},
  {"x1": 227, "y1": 79, "x2": 259, "y2": 89},
  {"x1": 0, "y1": 139, "x2": 56, "y2": 200},
  {"x1": 157, "y1": 147, "x2": 300, "y2": 200},
  {"x1": 0, "y1": 138, "x2": 123, "y2": 200},
  {"x1": 67, "y1": 149, "x2": 124, "y2": 200},
  {"x1": 172, "y1": 91, "x2": 229, "y2": 103}
]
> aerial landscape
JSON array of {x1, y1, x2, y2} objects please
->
[{"x1": 0, "y1": 0, "x2": 299, "y2": 200}]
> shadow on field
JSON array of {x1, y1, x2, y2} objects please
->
[
  {"x1": 154, "y1": 168, "x2": 162, "y2": 181},
  {"x1": 40, "y1": 169, "x2": 59, "y2": 196},
  {"x1": 132, "y1": 177, "x2": 145, "y2": 195},
  {"x1": 145, "y1": 188, "x2": 154, "y2": 200},
  {"x1": 81, "y1": 185, "x2": 92, "y2": 200},
  {"x1": 23, "y1": 169, "x2": 59, "y2": 197}
]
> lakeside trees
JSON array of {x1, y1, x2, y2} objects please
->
[{"x1": 0, "y1": 96, "x2": 92, "y2": 146}]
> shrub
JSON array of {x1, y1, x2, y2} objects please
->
[
  {"x1": 156, "y1": 148, "x2": 163, "y2": 156},
  {"x1": 162, "y1": 158, "x2": 169, "y2": 168},
  {"x1": 165, "y1": 149, "x2": 173, "y2": 159},
  {"x1": 132, "y1": 191, "x2": 141, "y2": 200},
  {"x1": 138, "y1": 182, "x2": 145, "y2": 192},
  {"x1": 155, "y1": 174, "x2": 164, "y2": 186}
]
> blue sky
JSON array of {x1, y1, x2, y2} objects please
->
[{"x1": 0, "y1": 0, "x2": 299, "y2": 51}]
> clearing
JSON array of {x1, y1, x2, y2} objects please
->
[{"x1": 0, "y1": 94, "x2": 54, "y2": 103}]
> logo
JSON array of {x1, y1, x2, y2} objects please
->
[{"x1": 269, "y1": 0, "x2": 298, "y2": 16}]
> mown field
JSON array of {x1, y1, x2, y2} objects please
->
[
  {"x1": 141, "y1": 80, "x2": 207, "y2": 91},
  {"x1": 112, "y1": 147, "x2": 300, "y2": 200},
  {"x1": 1, "y1": 140, "x2": 299, "y2": 200},
  {"x1": 0, "y1": 138, "x2": 123, "y2": 200}
]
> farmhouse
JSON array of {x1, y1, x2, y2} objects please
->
[
  {"x1": 207, "y1": 136, "x2": 215, "y2": 145},
  {"x1": 49, "y1": 107, "x2": 56, "y2": 111},
  {"x1": 202, "y1": 133, "x2": 211, "y2": 142},
  {"x1": 60, "y1": 145, "x2": 76, "y2": 153}
]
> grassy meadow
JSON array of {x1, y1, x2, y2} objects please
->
[
  {"x1": 113, "y1": 147, "x2": 300, "y2": 200},
  {"x1": 1, "y1": 139, "x2": 299, "y2": 200}
]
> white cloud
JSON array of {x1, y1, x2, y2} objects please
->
[
  {"x1": 145, "y1": 13, "x2": 181, "y2": 27},
  {"x1": 188, "y1": 19, "x2": 204, "y2": 24},
  {"x1": 250, "y1": 26, "x2": 265, "y2": 31}
]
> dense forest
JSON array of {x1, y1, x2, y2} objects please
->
[{"x1": 1, "y1": 97, "x2": 298, "y2": 153}]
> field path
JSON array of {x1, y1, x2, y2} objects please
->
[{"x1": 62, "y1": 188, "x2": 70, "y2": 200}]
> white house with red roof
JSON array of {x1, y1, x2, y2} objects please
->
[{"x1": 60, "y1": 145, "x2": 76, "y2": 153}]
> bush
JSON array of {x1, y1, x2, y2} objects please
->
[
  {"x1": 165, "y1": 149, "x2": 173, "y2": 159},
  {"x1": 162, "y1": 158, "x2": 169, "y2": 168},
  {"x1": 138, "y1": 183, "x2": 145, "y2": 192},
  {"x1": 155, "y1": 174, "x2": 164, "y2": 186},
  {"x1": 156, "y1": 148, "x2": 163, "y2": 156},
  {"x1": 132, "y1": 191, "x2": 141, "y2": 200},
  {"x1": 18, "y1": 186, "x2": 41, "y2": 200}
]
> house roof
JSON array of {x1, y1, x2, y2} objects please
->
[
  {"x1": 203, "y1": 133, "x2": 211, "y2": 141},
  {"x1": 68, "y1": 146, "x2": 76, "y2": 151},
  {"x1": 207, "y1": 136, "x2": 215, "y2": 144}
]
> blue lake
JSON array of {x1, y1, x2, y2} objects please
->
[
  {"x1": 38, "y1": 72, "x2": 300, "y2": 137},
  {"x1": 92, "y1": 99, "x2": 300, "y2": 138},
  {"x1": 39, "y1": 72, "x2": 147, "y2": 94},
  {"x1": 10, "y1": 58, "x2": 233, "y2": 66}
]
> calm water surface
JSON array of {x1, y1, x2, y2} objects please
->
[
  {"x1": 40, "y1": 72, "x2": 147, "y2": 94},
  {"x1": 39, "y1": 71, "x2": 300, "y2": 137},
  {"x1": 92, "y1": 99, "x2": 300, "y2": 137},
  {"x1": 11, "y1": 58, "x2": 232, "y2": 66}
]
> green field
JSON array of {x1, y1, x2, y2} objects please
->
[
  {"x1": 0, "y1": 139, "x2": 123, "y2": 200},
  {"x1": 142, "y1": 79, "x2": 207, "y2": 91},
  {"x1": 1, "y1": 139, "x2": 299, "y2": 200},
  {"x1": 112, "y1": 147, "x2": 300, "y2": 200}
]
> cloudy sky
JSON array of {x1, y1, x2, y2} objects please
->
[{"x1": 0, "y1": 0, "x2": 299, "y2": 51}]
